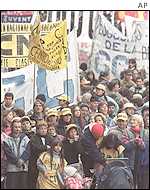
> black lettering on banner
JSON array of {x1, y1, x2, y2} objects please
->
[
  {"x1": 142, "y1": 46, "x2": 149, "y2": 60},
  {"x1": 56, "y1": 11, "x2": 61, "y2": 21},
  {"x1": 39, "y1": 11, "x2": 47, "y2": 22},
  {"x1": 1, "y1": 35, "x2": 12, "y2": 55},
  {"x1": 105, "y1": 40, "x2": 111, "y2": 49},
  {"x1": 17, "y1": 35, "x2": 29, "y2": 55},
  {"x1": 89, "y1": 11, "x2": 94, "y2": 39},
  {"x1": 62, "y1": 11, "x2": 66, "y2": 20},
  {"x1": 48, "y1": 11, "x2": 53, "y2": 22},
  {"x1": 70, "y1": 11, "x2": 75, "y2": 32},
  {"x1": 77, "y1": 11, "x2": 83, "y2": 37},
  {"x1": 113, "y1": 42, "x2": 120, "y2": 51}
]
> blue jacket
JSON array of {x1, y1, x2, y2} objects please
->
[{"x1": 3, "y1": 133, "x2": 30, "y2": 172}]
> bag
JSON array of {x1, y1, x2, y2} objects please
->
[{"x1": 98, "y1": 160, "x2": 134, "y2": 189}]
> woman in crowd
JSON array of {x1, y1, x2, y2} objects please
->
[{"x1": 36, "y1": 138, "x2": 67, "y2": 189}]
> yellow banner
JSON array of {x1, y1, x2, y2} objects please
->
[
  {"x1": 29, "y1": 20, "x2": 68, "y2": 71},
  {"x1": 1, "y1": 22, "x2": 67, "y2": 68}
]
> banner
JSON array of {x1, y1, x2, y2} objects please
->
[
  {"x1": 90, "y1": 13, "x2": 149, "y2": 79},
  {"x1": 29, "y1": 20, "x2": 67, "y2": 71},
  {"x1": 1, "y1": 11, "x2": 97, "y2": 68},
  {"x1": 1, "y1": 30, "x2": 79, "y2": 112},
  {"x1": 1, "y1": 64, "x2": 35, "y2": 113}
]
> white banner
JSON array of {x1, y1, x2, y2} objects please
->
[
  {"x1": 90, "y1": 13, "x2": 149, "y2": 79},
  {"x1": 1, "y1": 30, "x2": 79, "y2": 112},
  {"x1": 1, "y1": 64, "x2": 35, "y2": 112}
]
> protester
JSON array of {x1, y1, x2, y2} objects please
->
[
  {"x1": 130, "y1": 77, "x2": 146, "y2": 96},
  {"x1": 3, "y1": 117, "x2": 30, "y2": 189},
  {"x1": 57, "y1": 108, "x2": 73, "y2": 136},
  {"x1": 56, "y1": 95, "x2": 70, "y2": 111},
  {"x1": 2, "y1": 110, "x2": 14, "y2": 136},
  {"x1": 1, "y1": 92, "x2": 15, "y2": 117},
  {"x1": 120, "y1": 69, "x2": 136, "y2": 89},
  {"x1": 79, "y1": 104, "x2": 90, "y2": 130},
  {"x1": 21, "y1": 116, "x2": 35, "y2": 139},
  {"x1": 63, "y1": 124, "x2": 84, "y2": 165},
  {"x1": 123, "y1": 102, "x2": 136, "y2": 122},
  {"x1": 28, "y1": 120, "x2": 51, "y2": 189},
  {"x1": 36, "y1": 138, "x2": 67, "y2": 189}
]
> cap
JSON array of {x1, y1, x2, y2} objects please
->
[
  {"x1": 60, "y1": 108, "x2": 72, "y2": 116},
  {"x1": 64, "y1": 166, "x2": 77, "y2": 177},
  {"x1": 57, "y1": 95, "x2": 70, "y2": 102},
  {"x1": 89, "y1": 123, "x2": 104, "y2": 139},
  {"x1": 117, "y1": 112, "x2": 128, "y2": 121},
  {"x1": 46, "y1": 109, "x2": 58, "y2": 117},
  {"x1": 66, "y1": 124, "x2": 78, "y2": 133},
  {"x1": 123, "y1": 103, "x2": 136, "y2": 110},
  {"x1": 132, "y1": 94, "x2": 142, "y2": 100},
  {"x1": 96, "y1": 84, "x2": 106, "y2": 92},
  {"x1": 21, "y1": 116, "x2": 31, "y2": 123}
]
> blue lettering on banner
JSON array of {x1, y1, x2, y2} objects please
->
[
  {"x1": 36, "y1": 66, "x2": 74, "y2": 108},
  {"x1": 2, "y1": 75, "x2": 25, "y2": 109}
]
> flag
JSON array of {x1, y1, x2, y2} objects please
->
[{"x1": 29, "y1": 20, "x2": 68, "y2": 71}]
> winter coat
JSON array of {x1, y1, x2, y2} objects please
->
[
  {"x1": 3, "y1": 133, "x2": 30, "y2": 172},
  {"x1": 63, "y1": 138, "x2": 84, "y2": 165}
]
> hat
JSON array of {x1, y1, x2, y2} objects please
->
[
  {"x1": 89, "y1": 123, "x2": 104, "y2": 139},
  {"x1": 21, "y1": 116, "x2": 31, "y2": 123},
  {"x1": 130, "y1": 114, "x2": 144, "y2": 126},
  {"x1": 132, "y1": 94, "x2": 142, "y2": 100},
  {"x1": 36, "y1": 120, "x2": 48, "y2": 127},
  {"x1": 117, "y1": 112, "x2": 128, "y2": 121},
  {"x1": 123, "y1": 103, "x2": 136, "y2": 110},
  {"x1": 96, "y1": 84, "x2": 106, "y2": 92},
  {"x1": 57, "y1": 95, "x2": 70, "y2": 102},
  {"x1": 94, "y1": 113, "x2": 106, "y2": 123},
  {"x1": 47, "y1": 109, "x2": 58, "y2": 117},
  {"x1": 66, "y1": 124, "x2": 78, "y2": 133},
  {"x1": 64, "y1": 166, "x2": 77, "y2": 177},
  {"x1": 60, "y1": 108, "x2": 72, "y2": 116}
]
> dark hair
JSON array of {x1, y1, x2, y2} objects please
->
[
  {"x1": 108, "y1": 79, "x2": 120, "y2": 91},
  {"x1": 129, "y1": 58, "x2": 136, "y2": 64},
  {"x1": 36, "y1": 94, "x2": 46, "y2": 103},
  {"x1": 80, "y1": 103, "x2": 90, "y2": 110},
  {"x1": 49, "y1": 138, "x2": 65, "y2": 170},
  {"x1": 80, "y1": 62, "x2": 87, "y2": 72},
  {"x1": 135, "y1": 76, "x2": 144, "y2": 82},
  {"x1": 99, "y1": 133, "x2": 122, "y2": 150},
  {"x1": 90, "y1": 96, "x2": 97, "y2": 102},
  {"x1": 86, "y1": 71, "x2": 96, "y2": 81},
  {"x1": 124, "y1": 69, "x2": 132, "y2": 76},
  {"x1": 4, "y1": 92, "x2": 14, "y2": 100},
  {"x1": 13, "y1": 108, "x2": 25, "y2": 117}
]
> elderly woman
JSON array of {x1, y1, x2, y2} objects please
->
[{"x1": 122, "y1": 114, "x2": 145, "y2": 189}]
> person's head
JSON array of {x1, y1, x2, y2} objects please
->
[
  {"x1": 132, "y1": 69, "x2": 139, "y2": 82},
  {"x1": 80, "y1": 62, "x2": 87, "y2": 72},
  {"x1": 123, "y1": 103, "x2": 136, "y2": 116},
  {"x1": 36, "y1": 120, "x2": 48, "y2": 136},
  {"x1": 128, "y1": 58, "x2": 136, "y2": 70},
  {"x1": 80, "y1": 104, "x2": 90, "y2": 117},
  {"x1": 66, "y1": 124, "x2": 78, "y2": 139},
  {"x1": 108, "y1": 101, "x2": 116, "y2": 117},
  {"x1": 33, "y1": 100, "x2": 44, "y2": 113},
  {"x1": 124, "y1": 70, "x2": 133, "y2": 81},
  {"x1": 11, "y1": 117, "x2": 22, "y2": 136},
  {"x1": 21, "y1": 116, "x2": 32, "y2": 132},
  {"x1": 108, "y1": 79, "x2": 120, "y2": 92},
  {"x1": 135, "y1": 77, "x2": 144, "y2": 87},
  {"x1": 94, "y1": 113, "x2": 106, "y2": 125},
  {"x1": 81, "y1": 92, "x2": 92, "y2": 104},
  {"x1": 86, "y1": 71, "x2": 96, "y2": 81},
  {"x1": 57, "y1": 95, "x2": 70, "y2": 108},
  {"x1": 46, "y1": 109, "x2": 58, "y2": 127},
  {"x1": 98, "y1": 101, "x2": 109, "y2": 115},
  {"x1": 132, "y1": 94, "x2": 144, "y2": 107},
  {"x1": 60, "y1": 108, "x2": 72, "y2": 124},
  {"x1": 72, "y1": 105, "x2": 81, "y2": 118},
  {"x1": 4, "y1": 92, "x2": 14, "y2": 107},
  {"x1": 100, "y1": 133, "x2": 122, "y2": 150},
  {"x1": 143, "y1": 113, "x2": 149, "y2": 128},
  {"x1": 116, "y1": 112, "x2": 128, "y2": 129},
  {"x1": 90, "y1": 96, "x2": 98, "y2": 111},
  {"x1": 36, "y1": 94, "x2": 46, "y2": 104},
  {"x1": 142, "y1": 104, "x2": 149, "y2": 118},
  {"x1": 89, "y1": 123, "x2": 104, "y2": 140},
  {"x1": 48, "y1": 125, "x2": 57, "y2": 136},
  {"x1": 129, "y1": 114, "x2": 144, "y2": 134},
  {"x1": 95, "y1": 84, "x2": 106, "y2": 96},
  {"x1": 13, "y1": 108, "x2": 25, "y2": 117},
  {"x1": 99, "y1": 70, "x2": 110, "y2": 81},
  {"x1": 3, "y1": 110, "x2": 14, "y2": 122}
]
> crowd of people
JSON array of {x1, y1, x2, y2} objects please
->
[{"x1": 1, "y1": 58, "x2": 149, "y2": 189}]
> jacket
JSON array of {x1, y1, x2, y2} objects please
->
[{"x1": 3, "y1": 133, "x2": 30, "y2": 172}]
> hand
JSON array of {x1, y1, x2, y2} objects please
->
[{"x1": 74, "y1": 135, "x2": 79, "y2": 141}]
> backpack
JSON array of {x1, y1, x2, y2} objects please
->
[{"x1": 98, "y1": 160, "x2": 134, "y2": 189}]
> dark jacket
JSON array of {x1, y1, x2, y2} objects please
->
[
  {"x1": 63, "y1": 138, "x2": 84, "y2": 165},
  {"x1": 28, "y1": 133, "x2": 51, "y2": 189}
]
